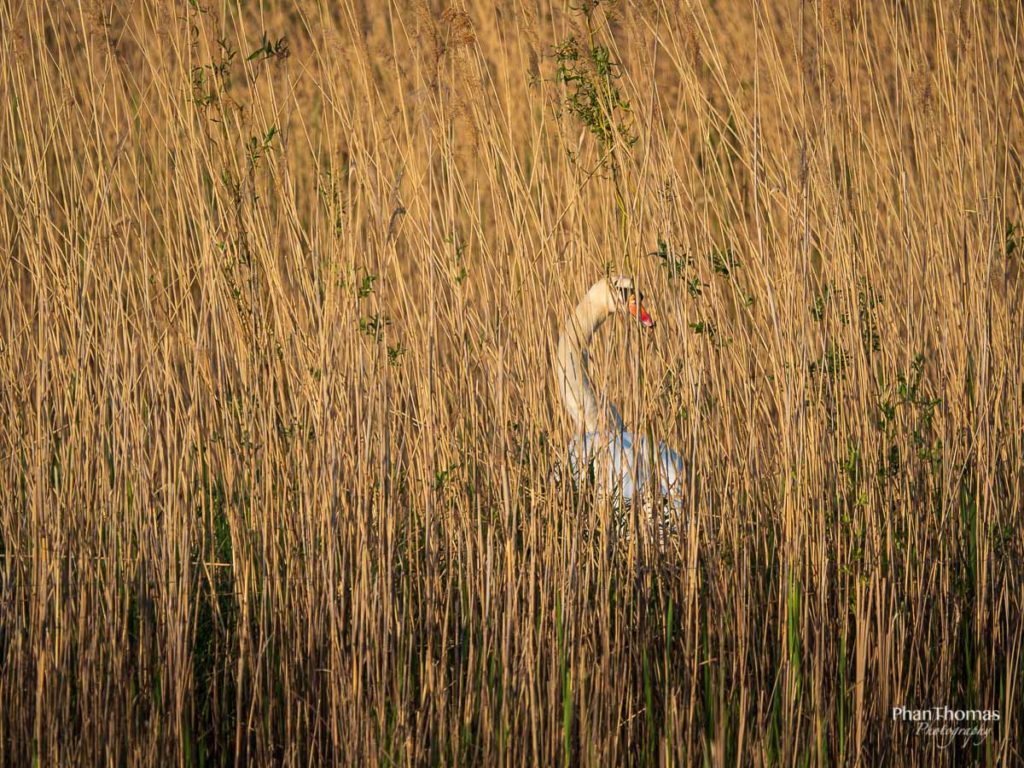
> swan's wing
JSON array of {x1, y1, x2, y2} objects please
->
[
  {"x1": 606, "y1": 430, "x2": 638, "y2": 503},
  {"x1": 653, "y1": 439, "x2": 687, "y2": 512},
  {"x1": 627, "y1": 434, "x2": 686, "y2": 509},
  {"x1": 567, "y1": 430, "x2": 638, "y2": 504},
  {"x1": 567, "y1": 430, "x2": 688, "y2": 508}
]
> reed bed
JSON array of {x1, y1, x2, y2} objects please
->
[{"x1": 1, "y1": 0, "x2": 1022, "y2": 764}]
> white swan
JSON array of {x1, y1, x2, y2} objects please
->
[{"x1": 555, "y1": 276, "x2": 686, "y2": 513}]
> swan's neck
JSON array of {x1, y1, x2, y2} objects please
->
[{"x1": 556, "y1": 281, "x2": 619, "y2": 434}]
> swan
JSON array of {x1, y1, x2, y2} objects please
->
[{"x1": 555, "y1": 276, "x2": 686, "y2": 516}]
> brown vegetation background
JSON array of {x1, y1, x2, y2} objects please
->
[{"x1": 1, "y1": 0, "x2": 1022, "y2": 764}]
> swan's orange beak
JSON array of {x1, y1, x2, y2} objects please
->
[{"x1": 628, "y1": 294, "x2": 655, "y2": 329}]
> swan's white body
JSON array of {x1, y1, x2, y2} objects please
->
[{"x1": 555, "y1": 278, "x2": 685, "y2": 511}]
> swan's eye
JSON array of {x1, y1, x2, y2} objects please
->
[{"x1": 619, "y1": 286, "x2": 633, "y2": 303}]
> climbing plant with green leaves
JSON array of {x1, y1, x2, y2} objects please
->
[{"x1": 552, "y1": 0, "x2": 636, "y2": 250}]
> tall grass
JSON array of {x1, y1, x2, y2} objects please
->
[{"x1": 1, "y1": 0, "x2": 1021, "y2": 764}]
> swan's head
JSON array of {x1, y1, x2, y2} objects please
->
[{"x1": 607, "y1": 276, "x2": 655, "y2": 329}]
